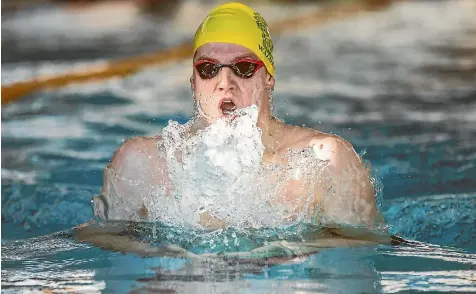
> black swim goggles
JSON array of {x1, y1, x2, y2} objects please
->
[{"x1": 194, "y1": 58, "x2": 265, "y2": 79}]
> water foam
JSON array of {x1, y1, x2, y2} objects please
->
[
  {"x1": 144, "y1": 106, "x2": 277, "y2": 228},
  {"x1": 91, "y1": 105, "x2": 333, "y2": 231},
  {"x1": 140, "y1": 105, "x2": 327, "y2": 230}
]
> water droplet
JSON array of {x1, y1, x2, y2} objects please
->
[{"x1": 223, "y1": 235, "x2": 229, "y2": 246}]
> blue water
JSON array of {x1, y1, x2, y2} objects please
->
[{"x1": 2, "y1": 1, "x2": 476, "y2": 293}]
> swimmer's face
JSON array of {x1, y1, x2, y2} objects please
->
[{"x1": 191, "y1": 43, "x2": 275, "y2": 122}]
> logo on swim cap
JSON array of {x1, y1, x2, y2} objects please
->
[{"x1": 253, "y1": 12, "x2": 274, "y2": 67}]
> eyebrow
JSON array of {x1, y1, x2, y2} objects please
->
[
  {"x1": 194, "y1": 53, "x2": 259, "y2": 63},
  {"x1": 232, "y1": 53, "x2": 259, "y2": 61},
  {"x1": 195, "y1": 55, "x2": 219, "y2": 63}
]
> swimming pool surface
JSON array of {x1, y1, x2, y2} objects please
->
[{"x1": 2, "y1": 1, "x2": 476, "y2": 293}]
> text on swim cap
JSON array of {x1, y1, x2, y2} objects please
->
[{"x1": 253, "y1": 12, "x2": 274, "y2": 66}]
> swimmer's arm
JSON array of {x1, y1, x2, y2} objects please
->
[
  {"x1": 94, "y1": 136, "x2": 172, "y2": 220},
  {"x1": 311, "y1": 136, "x2": 384, "y2": 227},
  {"x1": 74, "y1": 222, "x2": 396, "y2": 260},
  {"x1": 74, "y1": 223, "x2": 196, "y2": 258},
  {"x1": 105, "y1": 136, "x2": 169, "y2": 187}
]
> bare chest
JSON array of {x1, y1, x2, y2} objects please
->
[{"x1": 261, "y1": 150, "x2": 326, "y2": 221}]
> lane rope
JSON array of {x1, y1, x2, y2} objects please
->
[{"x1": 1, "y1": 0, "x2": 396, "y2": 105}]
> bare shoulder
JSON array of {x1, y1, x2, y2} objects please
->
[
  {"x1": 279, "y1": 124, "x2": 382, "y2": 226},
  {"x1": 108, "y1": 135, "x2": 166, "y2": 179},
  {"x1": 309, "y1": 133, "x2": 361, "y2": 170},
  {"x1": 110, "y1": 135, "x2": 162, "y2": 162},
  {"x1": 280, "y1": 125, "x2": 360, "y2": 168},
  {"x1": 96, "y1": 135, "x2": 169, "y2": 220}
]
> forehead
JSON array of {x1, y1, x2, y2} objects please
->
[{"x1": 194, "y1": 43, "x2": 258, "y2": 62}]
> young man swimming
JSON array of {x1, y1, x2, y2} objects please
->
[{"x1": 92, "y1": 3, "x2": 384, "y2": 230}]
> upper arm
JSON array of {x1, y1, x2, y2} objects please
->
[
  {"x1": 310, "y1": 135, "x2": 383, "y2": 227},
  {"x1": 94, "y1": 136, "x2": 171, "y2": 221}
]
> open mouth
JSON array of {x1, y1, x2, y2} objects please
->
[{"x1": 220, "y1": 100, "x2": 237, "y2": 116}]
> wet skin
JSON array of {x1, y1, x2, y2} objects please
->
[{"x1": 93, "y1": 43, "x2": 383, "y2": 229}]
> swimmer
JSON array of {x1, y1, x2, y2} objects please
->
[{"x1": 92, "y1": 3, "x2": 384, "y2": 230}]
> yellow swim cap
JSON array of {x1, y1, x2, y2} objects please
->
[{"x1": 193, "y1": 2, "x2": 275, "y2": 76}]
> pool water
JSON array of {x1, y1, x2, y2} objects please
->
[{"x1": 2, "y1": 1, "x2": 476, "y2": 293}]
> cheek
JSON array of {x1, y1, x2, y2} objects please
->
[
  {"x1": 193, "y1": 78, "x2": 211, "y2": 94},
  {"x1": 241, "y1": 76, "x2": 267, "y2": 101},
  {"x1": 193, "y1": 81, "x2": 217, "y2": 105}
]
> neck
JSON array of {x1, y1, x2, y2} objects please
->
[
  {"x1": 257, "y1": 105, "x2": 282, "y2": 155},
  {"x1": 187, "y1": 115, "x2": 210, "y2": 138}
]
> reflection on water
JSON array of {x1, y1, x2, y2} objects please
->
[
  {"x1": 2, "y1": 0, "x2": 476, "y2": 293},
  {"x1": 3, "y1": 269, "x2": 106, "y2": 293},
  {"x1": 381, "y1": 270, "x2": 476, "y2": 293},
  {"x1": 2, "y1": 225, "x2": 475, "y2": 293}
]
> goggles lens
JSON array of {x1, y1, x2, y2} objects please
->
[{"x1": 194, "y1": 59, "x2": 264, "y2": 79}]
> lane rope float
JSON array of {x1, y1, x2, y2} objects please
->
[{"x1": 1, "y1": 0, "x2": 397, "y2": 105}]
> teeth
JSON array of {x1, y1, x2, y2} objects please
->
[{"x1": 222, "y1": 107, "x2": 237, "y2": 114}]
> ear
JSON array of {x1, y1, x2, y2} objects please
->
[
  {"x1": 265, "y1": 74, "x2": 275, "y2": 92},
  {"x1": 190, "y1": 75, "x2": 196, "y2": 99}
]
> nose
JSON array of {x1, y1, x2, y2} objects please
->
[{"x1": 216, "y1": 67, "x2": 235, "y2": 92}]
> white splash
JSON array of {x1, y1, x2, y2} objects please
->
[
  {"x1": 96, "y1": 105, "x2": 329, "y2": 230},
  {"x1": 153, "y1": 105, "x2": 287, "y2": 229}
]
